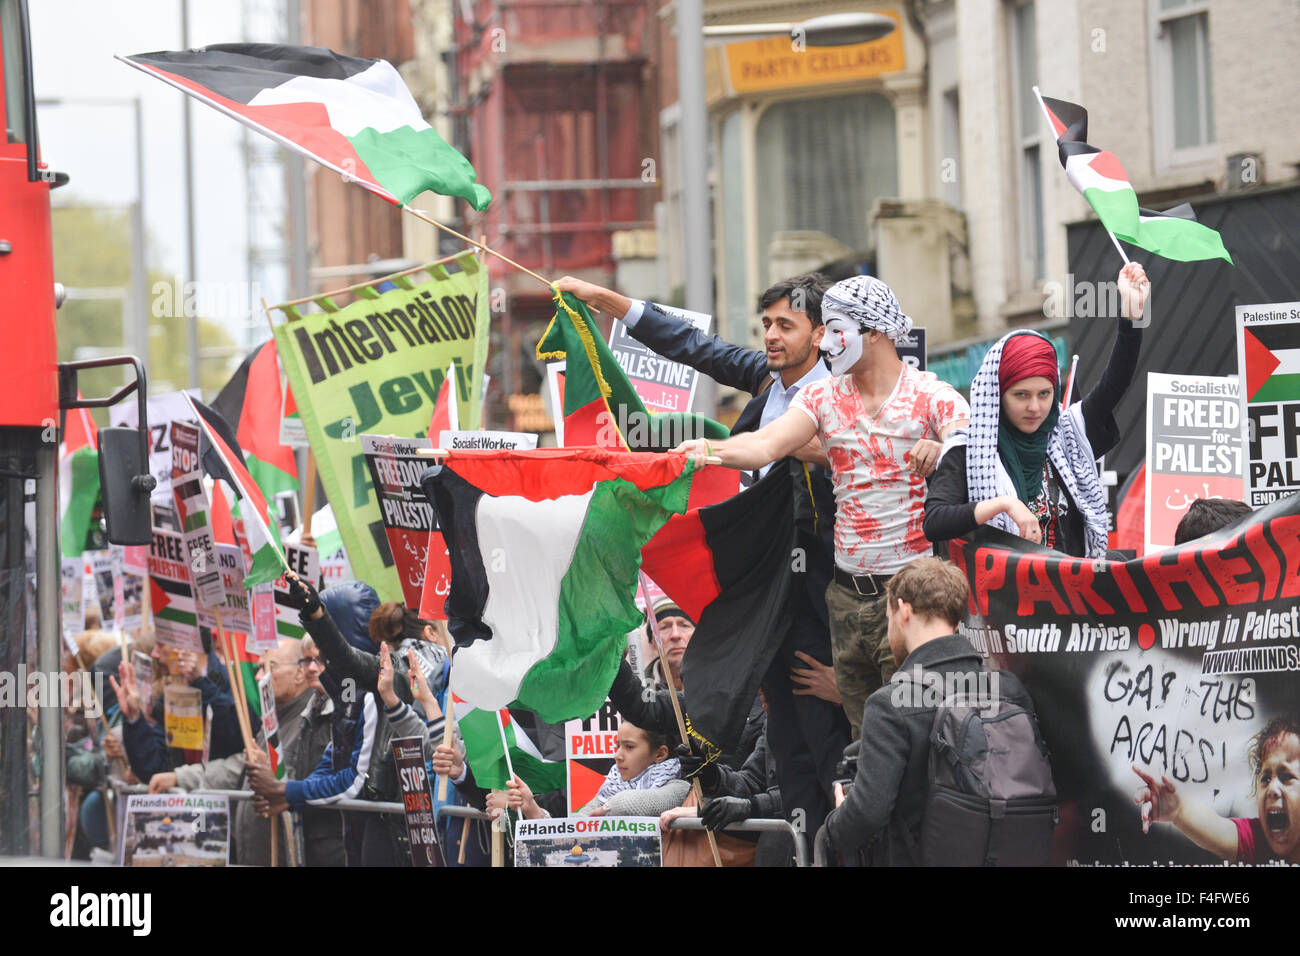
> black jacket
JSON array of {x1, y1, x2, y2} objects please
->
[
  {"x1": 924, "y1": 319, "x2": 1142, "y2": 556},
  {"x1": 608, "y1": 659, "x2": 764, "y2": 770},
  {"x1": 823, "y1": 634, "x2": 1035, "y2": 865},
  {"x1": 710, "y1": 731, "x2": 782, "y2": 819},
  {"x1": 629, "y1": 301, "x2": 836, "y2": 619}
]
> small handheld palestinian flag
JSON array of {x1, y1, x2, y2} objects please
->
[
  {"x1": 1034, "y1": 88, "x2": 1232, "y2": 264},
  {"x1": 187, "y1": 395, "x2": 288, "y2": 589},
  {"x1": 118, "y1": 43, "x2": 491, "y2": 210},
  {"x1": 453, "y1": 696, "x2": 567, "y2": 794}
]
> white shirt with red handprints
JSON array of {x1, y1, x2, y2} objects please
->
[{"x1": 792, "y1": 365, "x2": 969, "y2": 576}]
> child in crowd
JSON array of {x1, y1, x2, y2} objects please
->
[
  {"x1": 577, "y1": 721, "x2": 687, "y2": 816},
  {"x1": 1134, "y1": 714, "x2": 1300, "y2": 864}
]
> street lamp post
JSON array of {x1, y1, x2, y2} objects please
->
[{"x1": 673, "y1": 11, "x2": 896, "y2": 417}]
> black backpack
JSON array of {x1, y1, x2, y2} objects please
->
[{"x1": 903, "y1": 669, "x2": 1058, "y2": 866}]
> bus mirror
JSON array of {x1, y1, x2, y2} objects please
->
[{"x1": 97, "y1": 426, "x2": 156, "y2": 545}]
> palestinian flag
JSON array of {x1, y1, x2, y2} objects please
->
[
  {"x1": 423, "y1": 449, "x2": 695, "y2": 723},
  {"x1": 537, "y1": 290, "x2": 730, "y2": 451},
  {"x1": 1243, "y1": 323, "x2": 1300, "y2": 403},
  {"x1": 213, "y1": 342, "x2": 300, "y2": 510},
  {"x1": 453, "y1": 697, "x2": 567, "y2": 793},
  {"x1": 118, "y1": 44, "x2": 491, "y2": 210},
  {"x1": 1035, "y1": 90, "x2": 1232, "y2": 264},
  {"x1": 232, "y1": 631, "x2": 263, "y2": 720},
  {"x1": 188, "y1": 396, "x2": 287, "y2": 588},
  {"x1": 59, "y1": 403, "x2": 100, "y2": 558},
  {"x1": 664, "y1": 465, "x2": 797, "y2": 752}
]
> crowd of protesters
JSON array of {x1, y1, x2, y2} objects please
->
[{"x1": 52, "y1": 267, "x2": 1300, "y2": 867}]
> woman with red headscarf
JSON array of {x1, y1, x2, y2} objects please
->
[{"x1": 924, "y1": 262, "x2": 1150, "y2": 558}]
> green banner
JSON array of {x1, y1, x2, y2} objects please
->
[{"x1": 271, "y1": 252, "x2": 488, "y2": 601}]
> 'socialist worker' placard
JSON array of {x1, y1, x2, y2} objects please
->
[
  {"x1": 1144, "y1": 373, "x2": 1244, "y2": 554},
  {"x1": 1236, "y1": 300, "x2": 1300, "y2": 505}
]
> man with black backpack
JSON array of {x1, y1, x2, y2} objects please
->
[{"x1": 823, "y1": 558, "x2": 1057, "y2": 866}]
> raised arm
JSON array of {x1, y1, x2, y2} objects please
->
[
  {"x1": 1079, "y1": 262, "x2": 1148, "y2": 454},
  {"x1": 675, "y1": 406, "x2": 818, "y2": 471},
  {"x1": 554, "y1": 276, "x2": 768, "y2": 395}
]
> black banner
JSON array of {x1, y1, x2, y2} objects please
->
[{"x1": 949, "y1": 492, "x2": 1300, "y2": 866}]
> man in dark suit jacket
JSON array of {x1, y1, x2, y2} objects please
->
[{"x1": 555, "y1": 273, "x2": 851, "y2": 840}]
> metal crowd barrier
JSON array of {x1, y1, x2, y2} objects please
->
[
  {"x1": 115, "y1": 784, "x2": 806, "y2": 866},
  {"x1": 665, "y1": 816, "x2": 808, "y2": 867}
]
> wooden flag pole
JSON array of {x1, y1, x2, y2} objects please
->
[
  {"x1": 401, "y1": 205, "x2": 553, "y2": 290},
  {"x1": 214, "y1": 609, "x2": 256, "y2": 751},
  {"x1": 437, "y1": 672, "x2": 456, "y2": 803},
  {"x1": 491, "y1": 822, "x2": 504, "y2": 867},
  {"x1": 457, "y1": 818, "x2": 470, "y2": 865},
  {"x1": 300, "y1": 451, "x2": 317, "y2": 547},
  {"x1": 638, "y1": 572, "x2": 723, "y2": 868}
]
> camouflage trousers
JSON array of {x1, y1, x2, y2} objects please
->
[{"x1": 825, "y1": 579, "x2": 897, "y2": 741}]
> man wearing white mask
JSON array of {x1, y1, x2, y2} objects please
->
[{"x1": 676, "y1": 276, "x2": 969, "y2": 737}]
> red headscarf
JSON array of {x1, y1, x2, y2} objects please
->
[{"x1": 999, "y1": 334, "x2": 1059, "y2": 393}]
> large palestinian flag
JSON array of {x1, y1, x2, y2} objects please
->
[
  {"x1": 1242, "y1": 322, "x2": 1300, "y2": 403},
  {"x1": 118, "y1": 44, "x2": 491, "y2": 210},
  {"x1": 423, "y1": 449, "x2": 696, "y2": 723},
  {"x1": 213, "y1": 342, "x2": 299, "y2": 511},
  {"x1": 664, "y1": 465, "x2": 796, "y2": 752},
  {"x1": 453, "y1": 697, "x2": 567, "y2": 793},
  {"x1": 1035, "y1": 90, "x2": 1231, "y2": 264}
]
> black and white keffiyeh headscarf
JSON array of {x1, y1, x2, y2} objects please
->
[
  {"x1": 594, "y1": 756, "x2": 681, "y2": 805},
  {"x1": 821, "y1": 276, "x2": 914, "y2": 344},
  {"x1": 963, "y1": 331, "x2": 1110, "y2": 558}
]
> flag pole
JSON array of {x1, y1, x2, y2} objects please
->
[
  {"x1": 494, "y1": 708, "x2": 518, "y2": 783},
  {"x1": 638, "y1": 571, "x2": 724, "y2": 868},
  {"x1": 300, "y1": 451, "x2": 317, "y2": 547},
  {"x1": 214, "y1": 608, "x2": 256, "y2": 751},
  {"x1": 401, "y1": 204, "x2": 553, "y2": 290},
  {"x1": 1061, "y1": 354, "x2": 1080, "y2": 409},
  {"x1": 437, "y1": 663, "x2": 456, "y2": 803}
]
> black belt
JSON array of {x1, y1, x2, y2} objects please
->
[{"x1": 833, "y1": 566, "x2": 893, "y2": 597}]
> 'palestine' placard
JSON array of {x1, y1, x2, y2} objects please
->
[
  {"x1": 361, "y1": 434, "x2": 442, "y2": 612},
  {"x1": 1236, "y1": 300, "x2": 1300, "y2": 505},
  {"x1": 609, "y1": 305, "x2": 710, "y2": 414},
  {"x1": 1144, "y1": 373, "x2": 1244, "y2": 554}
]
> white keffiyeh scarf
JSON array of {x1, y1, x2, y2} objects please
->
[
  {"x1": 594, "y1": 757, "x2": 681, "y2": 805},
  {"x1": 960, "y1": 331, "x2": 1110, "y2": 558},
  {"x1": 821, "y1": 275, "x2": 914, "y2": 345}
]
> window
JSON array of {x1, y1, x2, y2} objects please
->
[
  {"x1": 754, "y1": 93, "x2": 897, "y2": 263},
  {"x1": 1010, "y1": 0, "x2": 1044, "y2": 285},
  {"x1": 1150, "y1": 0, "x2": 1215, "y2": 165}
]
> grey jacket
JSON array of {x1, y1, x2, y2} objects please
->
[
  {"x1": 175, "y1": 688, "x2": 344, "y2": 866},
  {"x1": 823, "y1": 634, "x2": 1034, "y2": 866}
]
